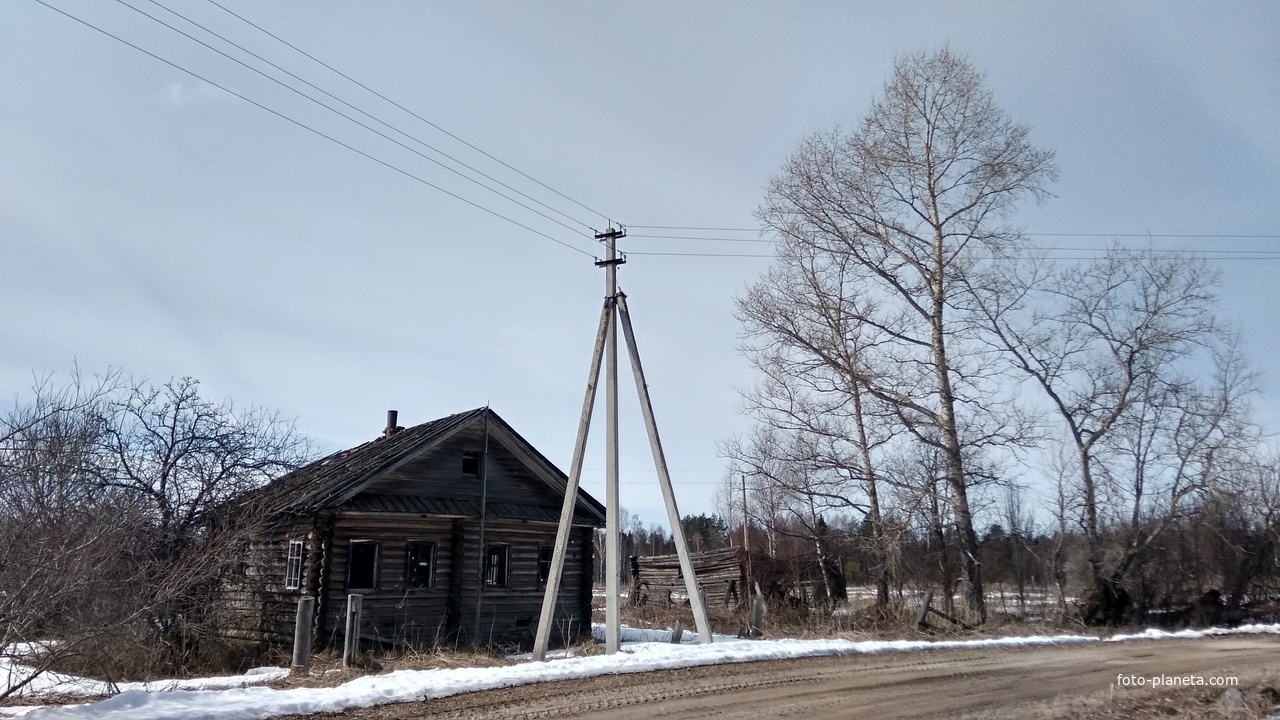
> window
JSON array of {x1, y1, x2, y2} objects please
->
[
  {"x1": 462, "y1": 451, "x2": 481, "y2": 476},
  {"x1": 405, "y1": 541, "x2": 436, "y2": 589},
  {"x1": 483, "y1": 544, "x2": 509, "y2": 588},
  {"x1": 347, "y1": 540, "x2": 380, "y2": 591},
  {"x1": 538, "y1": 546, "x2": 554, "y2": 587},
  {"x1": 285, "y1": 540, "x2": 305, "y2": 590}
]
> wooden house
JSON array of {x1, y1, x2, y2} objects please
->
[{"x1": 218, "y1": 407, "x2": 604, "y2": 650}]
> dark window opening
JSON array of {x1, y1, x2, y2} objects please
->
[
  {"x1": 484, "y1": 545, "x2": 509, "y2": 588},
  {"x1": 538, "y1": 546, "x2": 554, "y2": 587},
  {"x1": 347, "y1": 540, "x2": 380, "y2": 591},
  {"x1": 462, "y1": 451, "x2": 481, "y2": 476},
  {"x1": 285, "y1": 540, "x2": 305, "y2": 590},
  {"x1": 405, "y1": 541, "x2": 436, "y2": 589}
]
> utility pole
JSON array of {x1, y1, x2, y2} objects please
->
[
  {"x1": 599, "y1": 226, "x2": 624, "y2": 655},
  {"x1": 532, "y1": 226, "x2": 712, "y2": 661}
]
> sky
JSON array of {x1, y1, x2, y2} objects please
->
[{"x1": 2, "y1": 1, "x2": 1278, "y2": 527}]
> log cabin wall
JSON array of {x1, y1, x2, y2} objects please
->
[
  {"x1": 213, "y1": 516, "x2": 318, "y2": 644},
  {"x1": 320, "y1": 513, "x2": 592, "y2": 648}
]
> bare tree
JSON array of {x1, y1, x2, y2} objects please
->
[
  {"x1": 0, "y1": 372, "x2": 313, "y2": 688},
  {"x1": 0, "y1": 371, "x2": 141, "y2": 698},
  {"x1": 979, "y1": 246, "x2": 1239, "y2": 622},
  {"x1": 735, "y1": 232, "x2": 901, "y2": 613},
  {"x1": 752, "y1": 48, "x2": 1056, "y2": 622}
]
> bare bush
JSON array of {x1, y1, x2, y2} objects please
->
[{"x1": 0, "y1": 371, "x2": 313, "y2": 695}]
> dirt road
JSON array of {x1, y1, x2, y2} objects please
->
[{"x1": 298, "y1": 635, "x2": 1280, "y2": 719}]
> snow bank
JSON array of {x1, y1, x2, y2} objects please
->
[
  {"x1": 13, "y1": 623, "x2": 1280, "y2": 720},
  {"x1": 1107, "y1": 623, "x2": 1280, "y2": 642},
  {"x1": 0, "y1": 659, "x2": 288, "y2": 700}
]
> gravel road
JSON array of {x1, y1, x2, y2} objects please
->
[{"x1": 290, "y1": 635, "x2": 1280, "y2": 719}]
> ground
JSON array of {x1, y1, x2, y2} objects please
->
[{"x1": 277, "y1": 635, "x2": 1280, "y2": 719}]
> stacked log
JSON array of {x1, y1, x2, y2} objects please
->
[{"x1": 629, "y1": 548, "x2": 745, "y2": 608}]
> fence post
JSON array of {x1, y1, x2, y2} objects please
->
[
  {"x1": 915, "y1": 591, "x2": 934, "y2": 631},
  {"x1": 291, "y1": 597, "x2": 315, "y2": 674},
  {"x1": 343, "y1": 593, "x2": 362, "y2": 668},
  {"x1": 748, "y1": 595, "x2": 765, "y2": 638},
  {"x1": 670, "y1": 618, "x2": 684, "y2": 644}
]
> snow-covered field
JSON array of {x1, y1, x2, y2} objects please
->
[{"x1": 5, "y1": 623, "x2": 1280, "y2": 720}]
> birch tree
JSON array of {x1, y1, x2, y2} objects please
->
[{"x1": 751, "y1": 48, "x2": 1056, "y2": 621}]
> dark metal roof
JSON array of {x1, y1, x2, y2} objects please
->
[
  {"x1": 243, "y1": 408, "x2": 605, "y2": 526},
  {"x1": 345, "y1": 494, "x2": 597, "y2": 525}
]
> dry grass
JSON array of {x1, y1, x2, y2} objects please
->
[
  {"x1": 611, "y1": 596, "x2": 1094, "y2": 645},
  {"x1": 273, "y1": 647, "x2": 514, "y2": 690}
]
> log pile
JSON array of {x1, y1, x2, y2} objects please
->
[{"x1": 629, "y1": 548, "x2": 745, "y2": 608}]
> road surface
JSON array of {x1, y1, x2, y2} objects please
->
[{"x1": 291, "y1": 635, "x2": 1280, "y2": 719}]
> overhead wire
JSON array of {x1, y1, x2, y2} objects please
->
[
  {"x1": 629, "y1": 249, "x2": 1280, "y2": 261},
  {"x1": 140, "y1": 0, "x2": 596, "y2": 235},
  {"x1": 26, "y1": 0, "x2": 1280, "y2": 266},
  {"x1": 114, "y1": 0, "x2": 593, "y2": 241},
  {"x1": 203, "y1": 0, "x2": 611, "y2": 226},
  {"x1": 626, "y1": 229, "x2": 1280, "y2": 260},
  {"x1": 627, "y1": 226, "x2": 1280, "y2": 241},
  {"x1": 32, "y1": 0, "x2": 596, "y2": 258}
]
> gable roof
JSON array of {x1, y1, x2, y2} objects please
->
[{"x1": 246, "y1": 407, "x2": 605, "y2": 525}]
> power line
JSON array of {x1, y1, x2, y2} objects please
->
[
  {"x1": 115, "y1": 0, "x2": 592, "y2": 240},
  {"x1": 628, "y1": 226, "x2": 1280, "y2": 241},
  {"x1": 629, "y1": 250, "x2": 1280, "y2": 261},
  {"x1": 1030, "y1": 233, "x2": 1280, "y2": 239},
  {"x1": 33, "y1": 0, "x2": 595, "y2": 258},
  {"x1": 203, "y1": 0, "x2": 611, "y2": 225},
  {"x1": 141, "y1": 0, "x2": 596, "y2": 234},
  {"x1": 630, "y1": 234, "x2": 773, "y2": 243},
  {"x1": 627, "y1": 225, "x2": 758, "y2": 232},
  {"x1": 630, "y1": 251, "x2": 773, "y2": 259},
  {"x1": 629, "y1": 232, "x2": 1280, "y2": 244}
]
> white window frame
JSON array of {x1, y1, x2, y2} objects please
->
[{"x1": 284, "y1": 540, "x2": 305, "y2": 590}]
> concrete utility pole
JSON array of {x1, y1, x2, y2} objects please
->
[
  {"x1": 532, "y1": 226, "x2": 713, "y2": 661},
  {"x1": 600, "y1": 226, "x2": 623, "y2": 655}
]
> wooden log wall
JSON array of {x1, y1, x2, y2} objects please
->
[
  {"x1": 212, "y1": 516, "x2": 317, "y2": 645},
  {"x1": 630, "y1": 547, "x2": 745, "y2": 609},
  {"x1": 317, "y1": 512, "x2": 593, "y2": 649}
]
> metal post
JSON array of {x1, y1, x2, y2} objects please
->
[
  {"x1": 742, "y1": 473, "x2": 752, "y2": 602},
  {"x1": 532, "y1": 300, "x2": 610, "y2": 661},
  {"x1": 291, "y1": 597, "x2": 315, "y2": 674},
  {"x1": 343, "y1": 593, "x2": 362, "y2": 668},
  {"x1": 616, "y1": 293, "x2": 713, "y2": 643},
  {"x1": 602, "y1": 228, "x2": 623, "y2": 654},
  {"x1": 473, "y1": 408, "x2": 491, "y2": 645}
]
